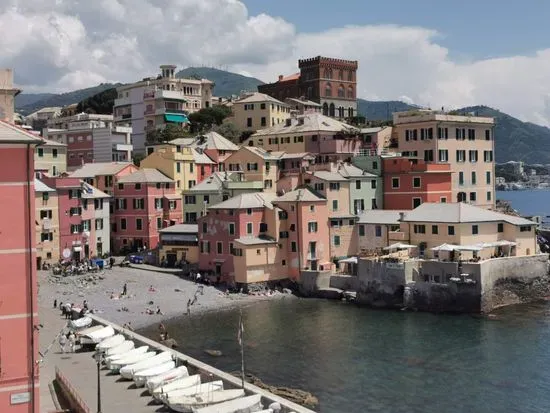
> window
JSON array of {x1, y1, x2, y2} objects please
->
[
  {"x1": 392, "y1": 178, "x2": 399, "y2": 189},
  {"x1": 217, "y1": 242, "x2": 223, "y2": 254},
  {"x1": 70, "y1": 224, "x2": 80, "y2": 234},
  {"x1": 472, "y1": 225, "x2": 479, "y2": 235},
  {"x1": 413, "y1": 198, "x2": 422, "y2": 208},
  {"x1": 359, "y1": 225, "x2": 365, "y2": 236},
  {"x1": 202, "y1": 222, "x2": 208, "y2": 233},
  {"x1": 136, "y1": 219, "x2": 143, "y2": 230},
  {"x1": 291, "y1": 241, "x2": 297, "y2": 252},
  {"x1": 373, "y1": 161, "x2": 378, "y2": 170},
  {"x1": 157, "y1": 217, "x2": 162, "y2": 229},
  {"x1": 448, "y1": 226, "x2": 455, "y2": 235},
  {"x1": 290, "y1": 224, "x2": 296, "y2": 231},
  {"x1": 228, "y1": 223, "x2": 235, "y2": 235},
  {"x1": 468, "y1": 129, "x2": 476, "y2": 140},
  {"x1": 41, "y1": 232, "x2": 53, "y2": 242},
  {"x1": 459, "y1": 172, "x2": 464, "y2": 185},
  {"x1": 486, "y1": 171, "x2": 491, "y2": 184},
  {"x1": 154, "y1": 198, "x2": 162, "y2": 209},
  {"x1": 169, "y1": 200, "x2": 176, "y2": 210},
  {"x1": 279, "y1": 231, "x2": 289, "y2": 239},
  {"x1": 484, "y1": 150, "x2": 494, "y2": 162},
  {"x1": 116, "y1": 198, "x2": 127, "y2": 210},
  {"x1": 329, "y1": 182, "x2": 340, "y2": 191},
  {"x1": 332, "y1": 200, "x2": 338, "y2": 211},
  {"x1": 424, "y1": 150, "x2": 433, "y2": 162},
  {"x1": 308, "y1": 222, "x2": 318, "y2": 233},
  {"x1": 134, "y1": 183, "x2": 141, "y2": 190},
  {"x1": 256, "y1": 249, "x2": 261, "y2": 256},
  {"x1": 371, "y1": 180, "x2": 377, "y2": 189},
  {"x1": 355, "y1": 180, "x2": 361, "y2": 190},
  {"x1": 333, "y1": 235, "x2": 341, "y2": 246},
  {"x1": 432, "y1": 225, "x2": 438, "y2": 235},
  {"x1": 455, "y1": 128, "x2": 466, "y2": 140},
  {"x1": 176, "y1": 162, "x2": 181, "y2": 173},
  {"x1": 259, "y1": 222, "x2": 268, "y2": 232},
  {"x1": 375, "y1": 226, "x2": 382, "y2": 237},
  {"x1": 40, "y1": 210, "x2": 52, "y2": 219},
  {"x1": 413, "y1": 225, "x2": 426, "y2": 234},
  {"x1": 520, "y1": 226, "x2": 532, "y2": 232},
  {"x1": 487, "y1": 191, "x2": 492, "y2": 201},
  {"x1": 120, "y1": 218, "x2": 127, "y2": 230},
  {"x1": 485, "y1": 129, "x2": 492, "y2": 140},
  {"x1": 438, "y1": 150, "x2": 448, "y2": 162},
  {"x1": 95, "y1": 219, "x2": 103, "y2": 230},
  {"x1": 337, "y1": 85, "x2": 345, "y2": 98},
  {"x1": 470, "y1": 192, "x2": 477, "y2": 201},
  {"x1": 52, "y1": 149, "x2": 58, "y2": 158},
  {"x1": 437, "y1": 127, "x2": 448, "y2": 139},
  {"x1": 456, "y1": 150, "x2": 466, "y2": 163},
  {"x1": 68, "y1": 189, "x2": 81, "y2": 199},
  {"x1": 118, "y1": 183, "x2": 124, "y2": 190},
  {"x1": 440, "y1": 197, "x2": 447, "y2": 203},
  {"x1": 133, "y1": 198, "x2": 145, "y2": 209},
  {"x1": 325, "y1": 83, "x2": 332, "y2": 97},
  {"x1": 37, "y1": 148, "x2": 43, "y2": 157},
  {"x1": 42, "y1": 192, "x2": 49, "y2": 201},
  {"x1": 261, "y1": 117, "x2": 266, "y2": 127},
  {"x1": 200, "y1": 241, "x2": 211, "y2": 253},
  {"x1": 413, "y1": 177, "x2": 421, "y2": 188},
  {"x1": 188, "y1": 180, "x2": 196, "y2": 188},
  {"x1": 471, "y1": 171, "x2": 477, "y2": 185},
  {"x1": 247, "y1": 118, "x2": 252, "y2": 127},
  {"x1": 69, "y1": 207, "x2": 81, "y2": 216},
  {"x1": 314, "y1": 183, "x2": 324, "y2": 191},
  {"x1": 498, "y1": 223, "x2": 504, "y2": 233},
  {"x1": 247, "y1": 222, "x2": 253, "y2": 234},
  {"x1": 469, "y1": 150, "x2": 478, "y2": 163},
  {"x1": 184, "y1": 195, "x2": 196, "y2": 204}
]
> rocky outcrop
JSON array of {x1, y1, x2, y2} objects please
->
[{"x1": 482, "y1": 274, "x2": 550, "y2": 312}]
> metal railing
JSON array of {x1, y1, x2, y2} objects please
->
[{"x1": 55, "y1": 367, "x2": 90, "y2": 413}]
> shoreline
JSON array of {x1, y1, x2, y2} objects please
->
[{"x1": 38, "y1": 265, "x2": 297, "y2": 330}]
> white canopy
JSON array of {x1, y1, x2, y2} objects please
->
[
  {"x1": 338, "y1": 257, "x2": 358, "y2": 264},
  {"x1": 431, "y1": 243, "x2": 456, "y2": 252},
  {"x1": 384, "y1": 242, "x2": 417, "y2": 251},
  {"x1": 431, "y1": 243, "x2": 482, "y2": 252},
  {"x1": 477, "y1": 240, "x2": 517, "y2": 248}
]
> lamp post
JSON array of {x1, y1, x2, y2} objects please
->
[{"x1": 93, "y1": 350, "x2": 102, "y2": 413}]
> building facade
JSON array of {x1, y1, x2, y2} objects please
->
[
  {"x1": 0, "y1": 121, "x2": 41, "y2": 413},
  {"x1": 227, "y1": 93, "x2": 291, "y2": 132},
  {"x1": 158, "y1": 224, "x2": 199, "y2": 266},
  {"x1": 0, "y1": 69, "x2": 20, "y2": 124},
  {"x1": 34, "y1": 138, "x2": 67, "y2": 176},
  {"x1": 393, "y1": 110, "x2": 496, "y2": 208},
  {"x1": 35, "y1": 179, "x2": 60, "y2": 267},
  {"x1": 113, "y1": 65, "x2": 213, "y2": 154},
  {"x1": 258, "y1": 56, "x2": 358, "y2": 119}
]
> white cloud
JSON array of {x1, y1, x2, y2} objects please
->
[{"x1": 3, "y1": 0, "x2": 550, "y2": 125}]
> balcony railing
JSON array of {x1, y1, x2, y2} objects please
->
[{"x1": 307, "y1": 253, "x2": 318, "y2": 260}]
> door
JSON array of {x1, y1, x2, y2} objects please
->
[
  {"x1": 97, "y1": 242, "x2": 103, "y2": 257},
  {"x1": 36, "y1": 257, "x2": 42, "y2": 270},
  {"x1": 167, "y1": 253, "x2": 177, "y2": 267},
  {"x1": 215, "y1": 263, "x2": 222, "y2": 276},
  {"x1": 84, "y1": 244, "x2": 90, "y2": 258}
]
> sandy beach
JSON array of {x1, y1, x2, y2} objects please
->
[{"x1": 38, "y1": 264, "x2": 296, "y2": 330}]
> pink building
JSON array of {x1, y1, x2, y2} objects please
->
[
  {"x1": 193, "y1": 148, "x2": 215, "y2": 183},
  {"x1": 69, "y1": 162, "x2": 138, "y2": 194},
  {"x1": 276, "y1": 152, "x2": 314, "y2": 193},
  {"x1": 112, "y1": 168, "x2": 182, "y2": 253},
  {"x1": 0, "y1": 121, "x2": 42, "y2": 413},
  {"x1": 41, "y1": 176, "x2": 98, "y2": 260},
  {"x1": 197, "y1": 193, "x2": 276, "y2": 281}
]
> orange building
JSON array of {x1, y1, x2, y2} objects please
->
[{"x1": 383, "y1": 156, "x2": 452, "y2": 210}]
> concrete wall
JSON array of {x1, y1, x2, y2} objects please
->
[
  {"x1": 90, "y1": 315, "x2": 314, "y2": 413},
  {"x1": 299, "y1": 270, "x2": 332, "y2": 296},
  {"x1": 329, "y1": 275, "x2": 359, "y2": 291}
]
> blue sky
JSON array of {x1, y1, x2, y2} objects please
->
[{"x1": 243, "y1": 0, "x2": 548, "y2": 60}]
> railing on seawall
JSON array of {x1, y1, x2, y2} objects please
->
[
  {"x1": 55, "y1": 367, "x2": 90, "y2": 413},
  {"x1": 88, "y1": 314, "x2": 316, "y2": 413}
]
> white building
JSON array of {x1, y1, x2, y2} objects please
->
[{"x1": 113, "y1": 64, "x2": 214, "y2": 155}]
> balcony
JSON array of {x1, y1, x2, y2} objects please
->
[{"x1": 143, "y1": 90, "x2": 188, "y2": 101}]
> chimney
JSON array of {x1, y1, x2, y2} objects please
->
[
  {"x1": 399, "y1": 212, "x2": 405, "y2": 221},
  {"x1": 278, "y1": 75, "x2": 283, "y2": 81}
]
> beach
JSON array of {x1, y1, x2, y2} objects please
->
[{"x1": 38, "y1": 264, "x2": 296, "y2": 330}]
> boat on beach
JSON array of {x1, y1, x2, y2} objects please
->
[
  {"x1": 145, "y1": 365, "x2": 189, "y2": 393},
  {"x1": 68, "y1": 316, "x2": 92, "y2": 330},
  {"x1": 80, "y1": 325, "x2": 115, "y2": 345},
  {"x1": 193, "y1": 394, "x2": 264, "y2": 413},
  {"x1": 152, "y1": 375, "x2": 203, "y2": 400},
  {"x1": 120, "y1": 351, "x2": 173, "y2": 379},
  {"x1": 75, "y1": 325, "x2": 103, "y2": 337},
  {"x1": 158, "y1": 381, "x2": 225, "y2": 403},
  {"x1": 133, "y1": 361, "x2": 176, "y2": 387},
  {"x1": 166, "y1": 389, "x2": 246, "y2": 412},
  {"x1": 109, "y1": 351, "x2": 155, "y2": 373},
  {"x1": 104, "y1": 345, "x2": 147, "y2": 367},
  {"x1": 97, "y1": 334, "x2": 125, "y2": 351},
  {"x1": 105, "y1": 340, "x2": 135, "y2": 357}
]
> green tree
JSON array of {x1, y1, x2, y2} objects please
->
[
  {"x1": 146, "y1": 124, "x2": 192, "y2": 144},
  {"x1": 76, "y1": 88, "x2": 118, "y2": 114},
  {"x1": 188, "y1": 106, "x2": 232, "y2": 133},
  {"x1": 212, "y1": 122, "x2": 241, "y2": 142}
]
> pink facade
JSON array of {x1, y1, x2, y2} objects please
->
[
  {"x1": 42, "y1": 177, "x2": 98, "y2": 260},
  {"x1": 197, "y1": 162, "x2": 213, "y2": 183},
  {"x1": 0, "y1": 124, "x2": 41, "y2": 412},
  {"x1": 198, "y1": 208, "x2": 266, "y2": 281},
  {"x1": 112, "y1": 175, "x2": 182, "y2": 253},
  {"x1": 204, "y1": 148, "x2": 235, "y2": 167},
  {"x1": 276, "y1": 154, "x2": 312, "y2": 193}
]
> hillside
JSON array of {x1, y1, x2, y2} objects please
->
[
  {"x1": 76, "y1": 88, "x2": 118, "y2": 115},
  {"x1": 176, "y1": 67, "x2": 264, "y2": 97},
  {"x1": 15, "y1": 83, "x2": 121, "y2": 115},
  {"x1": 357, "y1": 99, "x2": 417, "y2": 120},
  {"x1": 452, "y1": 106, "x2": 550, "y2": 164}
]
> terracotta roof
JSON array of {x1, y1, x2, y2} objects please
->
[
  {"x1": 209, "y1": 192, "x2": 276, "y2": 210},
  {"x1": 0, "y1": 120, "x2": 43, "y2": 144},
  {"x1": 357, "y1": 210, "x2": 404, "y2": 225},
  {"x1": 192, "y1": 148, "x2": 215, "y2": 164},
  {"x1": 235, "y1": 92, "x2": 287, "y2": 105},
  {"x1": 117, "y1": 168, "x2": 173, "y2": 184},
  {"x1": 251, "y1": 113, "x2": 358, "y2": 137},
  {"x1": 70, "y1": 162, "x2": 134, "y2": 178},
  {"x1": 278, "y1": 73, "x2": 300, "y2": 82}
]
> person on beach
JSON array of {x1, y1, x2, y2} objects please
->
[
  {"x1": 83, "y1": 300, "x2": 88, "y2": 310},
  {"x1": 195, "y1": 272, "x2": 201, "y2": 284},
  {"x1": 149, "y1": 285, "x2": 156, "y2": 292},
  {"x1": 122, "y1": 283, "x2": 127, "y2": 296},
  {"x1": 109, "y1": 256, "x2": 115, "y2": 268},
  {"x1": 68, "y1": 332, "x2": 76, "y2": 353},
  {"x1": 53, "y1": 299, "x2": 57, "y2": 308},
  {"x1": 58, "y1": 333, "x2": 67, "y2": 353},
  {"x1": 186, "y1": 299, "x2": 191, "y2": 315},
  {"x1": 156, "y1": 306, "x2": 163, "y2": 315},
  {"x1": 123, "y1": 322, "x2": 133, "y2": 331}
]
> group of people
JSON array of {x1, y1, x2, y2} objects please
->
[{"x1": 58, "y1": 331, "x2": 76, "y2": 353}]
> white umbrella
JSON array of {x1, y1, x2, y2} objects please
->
[
  {"x1": 431, "y1": 243, "x2": 456, "y2": 252},
  {"x1": 384, "y1": 242, "x2": 417, "y2": 251}
]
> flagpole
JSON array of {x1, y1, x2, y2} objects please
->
[{"x1": 239, "y1": 308, "x2": 245, "y2": 389}]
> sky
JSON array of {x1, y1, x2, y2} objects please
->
[{"x1": 2, "y1": 0, "x2": 550, "y2": 125}]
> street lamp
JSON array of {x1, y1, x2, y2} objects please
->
[{"x1": 93, "y1": 350, "x2": 103, "y2": 413}]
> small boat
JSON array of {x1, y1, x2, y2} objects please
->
[
  {"x1": 105, "y1": 345, "x2": 148, "y2": 368},
  {"x1": 105, "y1": 340, "x2": 135, "y2": 357},
  {"x1": 75, "y1": 325, "x2": 103, "y2": 337},
  {"x1": 96, "y1": 334, "x2": 125, "y2": 351},
  {"x1": 109, "y1": 351, "x2": 155, "y2": 373},
  {"x1": 166, "y1": 389, "x2": 245, "y2": 412},
  {"x1": 80, "y1": 325, "x2": 115, "y2": 345},
  {"x1": 146, "y1": 365, "x2": 189, "y2": 393},
  {"x1": 133, "y1": 361, "x2": 176, "y2": 388},
  {"x1": 68, "y1": 316, "x2": 92, "y2": 330},
  {"x1": 193, "y1": 394, "x2": 263, "y2": 413},
  {"x1": 152, "y1": 375, "x2": 204, "y2": 401},
  {"x1": 120, "y1": 351, "x2": 173, "y2": 379}
]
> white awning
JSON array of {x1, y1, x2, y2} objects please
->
[
  {"x1": 384, "y1": 242, "x2": 417, "y2": 251},
  {"x1": 431, "y1": 243, "x2": 456, "y2": 252},
  {"x1": 338, "y1": 257, "x2": 358, "y2": 264}
]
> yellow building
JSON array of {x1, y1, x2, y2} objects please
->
[
  {"x1": 233, "y1": 236, "x2": 284, "y2": 284},
  {"x1": 158, "y1": 224, "x2": 199, "y2": 266},
  {"x1": 35, "y1": 179, "x2": 60, "y2": 268},
  {"x1": 35, "y1": 138, "x2": 67, "y2": 176},
  {"x1": 227, "y1": 92, "x2": 291, "y2": 132},
  {"x1": 140, "y1": 143, "x2": 197, "y2": 192},
  {"x1": 223, "y1": 146, "x2": 280, "y2": 192}
]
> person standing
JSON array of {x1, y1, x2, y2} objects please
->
[
  {"x1": 58, "y1": 333, "x2": 67, "y2": 354},
  {"x1": 68, "y1": 332, "x2": 76, "y2": 353},
  {"x1": 186, "y1": 299, "x2": 191, "y2": 316},
  {"x1": 122, "y1": 283, "x2": 128, "y2": 296}
]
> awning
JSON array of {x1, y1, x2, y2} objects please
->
[
  {"x1": 431, "y1": 243, "x2": 456, "y2": 252},
  {"x1": 338, "y1": 257, "x2": 358, "y2": 264},
  {"x1": 384, "y1": 242, "x2": 417, "y2": 251},
  {"x1": 164, "y1": 193, "x2": 181, "y2": 200},
  {"x1": 164, "y1": 114, "x2": 189, "y2": 123}
]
